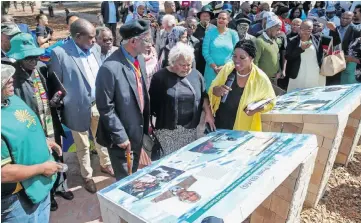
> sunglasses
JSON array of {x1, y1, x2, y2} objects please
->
[
  {"x1": 103, "y1": 38, "x2": 113, "y2": 43},
  {"x1": 23, "y1": 56, "x2": 40, "y2": 62}
]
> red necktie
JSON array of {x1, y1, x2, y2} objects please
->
[{"x1": 133, "y1": 59, "x2": 144, "y2": 112}]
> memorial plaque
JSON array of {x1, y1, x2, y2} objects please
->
[
  {"x1": 262, "y1": 84, "x2": 361, "y2": 207},
  {"x1": 98, "y1": 130, "x2": 317, "y2": 223}
]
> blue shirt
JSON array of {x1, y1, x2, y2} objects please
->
[
  {"x1": 72, "y1": 39, "x2": 90, "y2": 57},
  {"x1": 72, "y1": 40, "x2": 99, "y2": 101},
  {"x1": 121, "y1": 45, "x2": 135, "y2": 64},
  {"x1": 147, "y1": 1, "x2": 159, "y2": 13},
  {"x1": 108, "y1": 1, "x2": 117, "y2": 24},
  {"x1": 338, "y1": 25, "x2": 350, "y2": 41}
]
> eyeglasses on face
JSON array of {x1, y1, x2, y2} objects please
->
[
  {"x1": 103, "y1": 38, "x2": 113, "y2": 42},
  {"x1": 23, "y1": 56, "x2": 40, "y2": 62}
]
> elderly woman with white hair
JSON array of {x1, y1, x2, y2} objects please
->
[{"x1": 149, "y1": 42, "x2": 215, "y2": 132}]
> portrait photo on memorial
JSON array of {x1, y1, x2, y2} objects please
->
[
  {"x1": 189, "y1": 131, "x2": 248, "y2": 154},
  {"x1": 294, "y1": 99, "x2": 332, "y2": 111},
  {"x1": 151, "y1": 175, "x2": 201, "y2": 203},
  {"x1": 119, "y1": 166, "x2": 184, "y2": 199}
]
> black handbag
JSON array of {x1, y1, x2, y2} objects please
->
[{"x1": 143, "y1": 118, "x2": 164, "y2": 161}]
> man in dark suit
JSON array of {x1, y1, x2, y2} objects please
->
[
  {"x1": 96, "y1": 19, "x2": 151, "y2": 181},
  {"x1": 50, "y1": 19, "x2": 113, "y2": 194},
  {"x1": 101, "y1": 1, "x2": 120, "y2": 46},
  {"x1": 325, "y1": 11, "x2": 357, "y2": 85}
]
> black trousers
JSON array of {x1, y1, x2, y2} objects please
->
[
  {"x1": 50, "y1": 130, "x2": 67, "y2": 198},
  {"x1": 105, "y1": 23, "x2": 117, "y2": 46},
  {"x1": 108, "y1": 144, "x2": 141, "y2": 181},
  {"x1": 326, "y1": 73, "x2": 341, "y2": 86}
]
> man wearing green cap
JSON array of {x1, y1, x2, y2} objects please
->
[
  {"x1": 7, "y1": 33, "x2": 73, "y2": 211},
  {"x1": 1, "y1": 64, "x2": 62, "y2": 222},
  {"x1": 1, "y1": 22, "x2": 21, "y2": 65}
]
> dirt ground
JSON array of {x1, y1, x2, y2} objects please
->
[
  {"x1": 301, "y1": 147, "x2": 361, "y2": 223},
  {"x1": 7, "y1": 2, "x2": 101, "y2": 43}
]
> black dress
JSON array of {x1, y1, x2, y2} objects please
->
[
  {"x1": 149, "y1": 68, "x2": 207, "y2": 130},
  {"x1": 215, "y1": 71, "x2": 244, "y2": 130}
]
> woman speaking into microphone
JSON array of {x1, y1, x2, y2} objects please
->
[{"x1": 208, "y1": 40, "x2": 276, "y2": 131}]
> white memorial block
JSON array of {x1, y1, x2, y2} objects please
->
[
  {"x1": 262, "y1": 84, "x2": 361, "y2": 207},
  {"x1": 98, "y1": 130, "x2": 317, "y2": 223}
]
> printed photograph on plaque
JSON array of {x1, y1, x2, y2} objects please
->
[
  {"x1": 293, "y1": 99, "x2": 331, "y2": 111},
  {"x1": 119, "y1": 166, "x2": 184, "y2": 199}
]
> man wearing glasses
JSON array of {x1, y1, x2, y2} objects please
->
[
  {"x1": 95, "y1": 26, "x2": 118, "y2": 63},
  {"x1": 96, "y1": 19, "x2": 152, "y2": 181}
]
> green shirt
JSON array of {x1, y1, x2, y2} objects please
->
[
  {"x1": 254, "y1": 33, "x2": 280, "y2": 78},
  {"x1": 1, "y1": 95, "x2": 55, "y2": 203}
]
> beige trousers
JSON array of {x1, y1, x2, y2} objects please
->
[{"x1": 71, "y1": 105, "x2": 111, "y2": 179}]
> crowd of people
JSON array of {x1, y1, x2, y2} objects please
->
[{"x1": 1, "y1": 1, "x2": 361, "y2": 223}]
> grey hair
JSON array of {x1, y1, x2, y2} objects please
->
[
  {"x1": 168, "y1": 42, "x2": 194, "y2": 67},
  {"x1": 162, "y1": 14, "x2": 177, "y2": 27},
  {"x1": 95, "y1": 26, "x2": 112, "y2": 39}
]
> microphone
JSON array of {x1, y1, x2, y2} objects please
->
[{"x1": 221, "y1": 73, "x2": 235, "y2": 103}]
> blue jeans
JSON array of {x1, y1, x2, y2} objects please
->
[{"x1": 1, "y1": 192, "x2": 50, "y2": 223}]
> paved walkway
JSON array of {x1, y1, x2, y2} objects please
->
[{"x1": 50, "y1": 152, "x2": 115, "y2": 223}]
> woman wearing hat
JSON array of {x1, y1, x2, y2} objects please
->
[
  {"x1": 1, "y1": 64, "x2": 62, "y2": 222},
  {"x1": 193, "y1": 5, "x2": 216, "y2": 75},
  {"x1": 234, "y1": 17, "x2": 255, "y2": 41},
  {"x1": 203, "y1": 10, "x2": 239, "y2": 90},
  {"x1": 208, "y1": 40, "x2": 276, "y2": 131},
  {"x1": 7, "y1": 33, "x2": 73, "y2": 211}
]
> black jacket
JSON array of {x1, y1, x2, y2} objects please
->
[
  {"x1": 193, "y1": 23, "x2": 216, "y2": 75},
  {"x1": 96, "y1": 48, "x2": 150, "y2": 153},
  {"x1": 342, "y1": 25, "x2": 361, "y2": 55},
  {"x1": 12, "y1": 61, "x2": 65, "y2": 140},
  {"x1": 285, "y1": 32, "x2": 341, "y2": 79},
  {"x1": 149, "y1": 68, "x2": 206, "y2": 130},
  {"x1": 101, "y1": 1, "x2": 121, "y2": 23}
]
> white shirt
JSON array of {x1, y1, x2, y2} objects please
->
[
  {"x1": 73, "y1": 41, "x2": 99, "y2": 102},
  {"x1": 100, "y1": 51, "x2": 112, "y2": 63}
]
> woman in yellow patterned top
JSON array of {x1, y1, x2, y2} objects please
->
[{"x1": 209, "y1": 40, "x2": 276, "y2": 131}]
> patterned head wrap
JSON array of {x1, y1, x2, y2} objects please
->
[{"x1": 167, "y1": 26, "x2": 187, "y2": 49}]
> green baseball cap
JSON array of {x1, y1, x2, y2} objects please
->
[
  {"x1": 1, "y1": 64, "x2": 16, "y2": 89},
  {"x1": 7, "y1": 33, "x2": 45, "y2": 60},
  {"x1": 1, "y1": 23, "x2": 21, "y2": 36}
]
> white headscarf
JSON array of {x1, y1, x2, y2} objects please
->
[{"x1": 265, "y1": 15, "x2": 282, "y2": 30}]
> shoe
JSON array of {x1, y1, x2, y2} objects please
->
[
  {"x1": 51, "y1": 197, "x2": 58, "y2": 211},
  {"x1": 83, "y1": 178, "x2": 97, "y2": 194},
  {"x1": 101, "y1": 165, "x2": 115, "y2": 177},
  {"x1": 55, "y1": 191, "x2": 74, "y2": 200}
]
